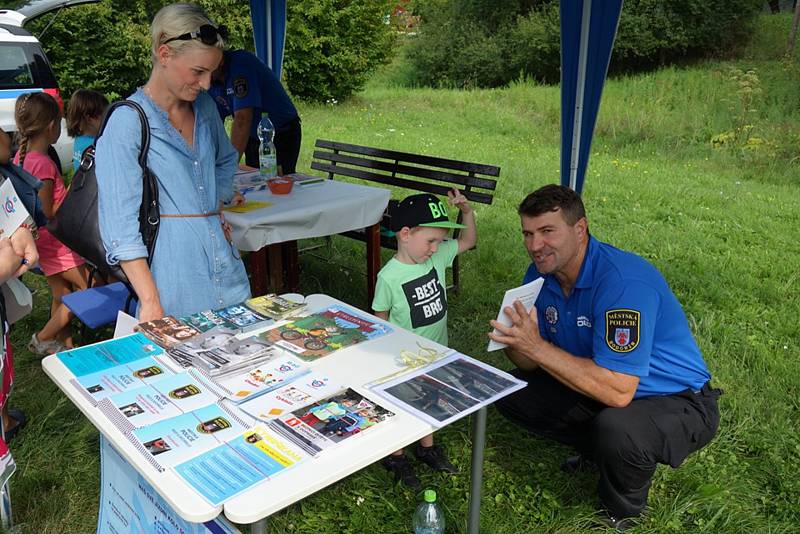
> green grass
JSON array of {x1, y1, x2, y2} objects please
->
[{"x1": 7, "y1": 13, "x2": 800, "y2": 534}]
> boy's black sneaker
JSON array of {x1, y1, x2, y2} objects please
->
[
  {"x1": 382, "y1": 454, "x2": 422, "y2": 491},
  {"x1": 414, "y1": 444, "x2": 458, "y2": 474},
  {"x1": 596, "y1": 510, "x2": 636, "y2": 532}
]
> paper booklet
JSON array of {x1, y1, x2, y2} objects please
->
[
  {"x1": 188, "y1": 332, "x2": 277, "y2": 378},
  {"x1": 245, "y1": 294, "x2": 307, "y2": 320},
  {"x1": 57, "y1": 333, "x2": 165, "y2": 378},
  {"x1": 239, "y1": 373, "x2": 343, "y2": 421},
  {"x1": 180, "y1": 303, "x2": 273, "y2": 334},
  {"x1": 127, "y1": 403, "x2": 252, "y2": 472},
  {"x1": 262, "y1": 305, "x2": 393, "y2": 362},
  {"x1": 136, "y1": 316, "x2": 201, "y2": 348},
  {"x1": 174, "y1": 424, "x2": 308, "y2": 506},
  {"x1": 487, "y1": 277, "x2": 545, "y2": 352},
  {"x1": 0, "y1": 178, "x2": 32, "y2": 237},
  {"x1": 370, "y1": 351, "x2": 527, "y2": 428},
  {"x1": 163, "y1": 327, "x2": 239, "y2": 369},
  {"x1": 97, "y1": 369, "x2": 227, "y2": 434},
  {"x1": 211, "y1": 352, "x2": 310, "y2": 404},
  {"x1": 267, "y1": 388, "x2": 395, "y2": 456},
  {"x1": 71, "y1": 355, "x2": 177, "y2": 405}
]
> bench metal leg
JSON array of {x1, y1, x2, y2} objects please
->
[
  {"x1": 366, "y1": 222, "x2": 380, "y2": 309},
  {"x1": 468, "y1": 407, "x2": 487, "y2": 534}
]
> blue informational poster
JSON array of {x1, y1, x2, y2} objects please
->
[
  {"x1": 97, "y1": 436, "x2": 240, "y2": 533},
  {"x1": 174, "y1": 425, "x2": 306, "y2": 505},
  {"x1": 57, "y1": 333, "x2": 164, "y2": 377}
]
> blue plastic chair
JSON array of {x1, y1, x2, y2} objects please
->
[{"x1": 62, "y1": 282, "x2": 137, "y2": 330}]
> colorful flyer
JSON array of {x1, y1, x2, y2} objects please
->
[
  {"x1": 71, "y1": 356, "x2": 175, "y2": 405},
  {"x1": 128, "y1": 404, "x2": 252, "y2": 471},
  {"x1": 57, "y1": 333, "x2": 164, "y2": 377},
  {"x1": 212, "y1": 352, "x2": 310, "y2": 404},
  {"x1": 174, "y1": 425, "x2": 307, "y2": 506},
  {"x1": 262, "y1": 305, "x2": 393, "y2": 362},
  {"x1": 239, "y1": 373, "x2": 343, "y2": 421},
  {"x1": 97, "y1": 370, "x2": 227, "y2": 433}
]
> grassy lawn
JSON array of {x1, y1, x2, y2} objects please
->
[{"x1": 6, "y1": 13, "x2": 800, "y2": 534}]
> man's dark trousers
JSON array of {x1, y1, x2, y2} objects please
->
[{"x1": 496, "y1": 368, "x2": 721, "y2": 518}]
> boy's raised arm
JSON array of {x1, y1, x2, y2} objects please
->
[{"x1": 449, "y1": 188, "x2": 477, "y2": 254}]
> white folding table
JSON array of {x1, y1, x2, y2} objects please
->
[{"x1": 42, "y1": 294, "x2": 489, "y2": 533}]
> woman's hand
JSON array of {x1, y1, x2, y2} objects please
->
[
  {"x1": 137, "y1": 300, "x2": 165, "y2": 324},
  {"x1": 9, "y1": 227, "x2": 38, "y2": 278}
]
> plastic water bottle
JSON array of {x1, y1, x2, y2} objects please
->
[
  {"x1": 256, "y1": 112, "x2": 277, "y2": 178},
  {"x1": 413, "y1": 489, "x2": 445, "y2": 534}
]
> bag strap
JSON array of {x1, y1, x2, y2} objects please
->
[{"x1": 96, "y1": 100, "x2": 151, "y2": 169}]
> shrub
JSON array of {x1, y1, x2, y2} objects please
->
[
  {"x1": 283, "y1": 0, "x2": 395, "y2": 102},
  {"x1": 408, "y1": 0, "x2": 764, "y2": 88},
  {"x1": 28, "y1": 0, "x2": 393, "y2": 104}
]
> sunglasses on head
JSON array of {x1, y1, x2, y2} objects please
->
[{"x1": 164, "y1": 24, "x2": 228, "y2": 46}]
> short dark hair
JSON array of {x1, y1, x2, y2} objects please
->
[{"x1": 518, "y1": 184, "x2": 586, "y2": 225}]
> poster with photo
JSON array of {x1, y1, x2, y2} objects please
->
[{"x1": 370, "y1": 352, "x2": 526, "y2": 427}]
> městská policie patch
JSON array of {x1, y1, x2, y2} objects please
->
[{"x1": 605, "y1": 309, "x2": 640, "y2": 352}]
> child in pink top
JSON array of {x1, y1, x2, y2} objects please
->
[{"x1": 13, "y1": 92, "x2": 89, "y2": 355}]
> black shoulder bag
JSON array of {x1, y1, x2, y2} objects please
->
[{"x1": 47, "y1": 100, "x2": 160, "y2": 289}]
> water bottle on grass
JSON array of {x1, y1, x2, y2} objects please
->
[
  {"x1": 257, "y1": 112, "x2": 277, "y2": 178},
  {"x1": 413, "y1": 489, "x2": 445, "y2": 534}
]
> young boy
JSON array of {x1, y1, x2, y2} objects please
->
[{"x1": 372, "y1": 189, "x2": 476, "y2": 490}]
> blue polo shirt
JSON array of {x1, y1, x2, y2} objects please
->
[
  {"x1": 523, "y1": 236, "x2": 710, "y2": 398},
  {"x1": 208, "y1": 49, "x2": 298, "y2": 138}
]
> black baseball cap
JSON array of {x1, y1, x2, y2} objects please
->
[{"x1": 389, "y1": 193, "x2": 466, "y2": 232}]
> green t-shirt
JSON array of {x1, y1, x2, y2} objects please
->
[{"x1": 371, "y1": 239, "x2": 458, "y2": 346}]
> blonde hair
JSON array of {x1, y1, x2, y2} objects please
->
[
  {"x1": 14, "y1": 92, "x2": 60, "y2": 166},
  {"x1": 151, "y1": 3, "x2": 225, "y2": 62}
]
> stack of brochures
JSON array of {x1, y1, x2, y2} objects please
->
[
  {"x1": 136, "y1": 316, "x2": 201, "y2": 348},
  {"x1": 169, "y1": 328, "x2": 277, "y2": 378},
  {"x1": 181, "y1": 302, "x2": 273, "y2": 334},
  {"x1": 245, "y1": 294, "x2": 307, "y2": 320}
]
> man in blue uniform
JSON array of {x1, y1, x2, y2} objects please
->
[
  {"x1": 489, "y1": 184, "x2": 721, "y2": 531},
  {"x1": 209, "y1": 49, "x2": 301, "y2": 174}
]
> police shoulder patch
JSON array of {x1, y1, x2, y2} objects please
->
[
  {"x1": 233, "y1": 76, "x2": 248, "y2": 99},
  {"x1": 605, "y1": 309, "x2": 640, "y2": 353}
]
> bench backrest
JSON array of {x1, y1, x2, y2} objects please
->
[{"x1": 311, "y1": 139, "x2": 499, "y2": 205}]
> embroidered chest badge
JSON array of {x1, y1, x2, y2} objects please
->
[
  {"x1": 233, "y1": 76, "x2": 248, "y2": 99},
  {"x1": 545, "y1": 305, "x2": 559, "y2": 325},
  {"x1": 605, "y1": 309, "x2": 640, "y2": 352}
]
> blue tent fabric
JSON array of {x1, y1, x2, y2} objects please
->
[
  {"x1": 559, "y1": 0, "x2": 623, "y2": 195},
  {"x1": 249, "y1": 0, "x2": 287, "y2": 78},
  {"x1": 248, "y1": 1, "x2": 622, "y2": 196}
]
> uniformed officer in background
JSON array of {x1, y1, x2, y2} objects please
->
[
  {"x1": 210, "y1": 49, "x2": 301, "y2": 174},
  {"x1": 489, "y1": 184, "x2": 722, "y2": 531}
]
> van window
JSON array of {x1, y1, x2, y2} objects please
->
[{"x1": 0, "y1": 43, "x2": 33, "y2": 87}]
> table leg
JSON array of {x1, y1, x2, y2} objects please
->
[
  {"x1": 266, "y1": 244, "x2": 284, "y2": 294},
  {"x1": 284, "y1": 240, "x2": 299, "y2": 293},
  {"x1": 468, "y1": 407, "x2": 487, "y2": 534},
  {"x1": 251, "y1": 518, "x2": 268, "y2": 534},
  {"x1": 366, "y1": 222, "x2": 381, "y2": 308},
  {"x1": 249, "y1": 248, "x2": 268, "y2": 297}
]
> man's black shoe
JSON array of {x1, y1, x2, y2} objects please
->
[
  {"x1": 414, "y1": 444, "x2": 458, "y2": 474},
  {"x1": 561, "y1": 454, "x2": 598, "y2": 474},
  {"x1": 382, "y1": 454, "x2": 422, "y2": 490},
  {"x1": 596, "y1": 510, "x2": 636, "y2": 532}
]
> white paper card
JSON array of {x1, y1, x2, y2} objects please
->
[
  {"x1": 487, "y1": 277, "x2": 545, "y2": 352},
  {"x1": 114, "y1": 311, "x2": 139, "y2": 339},
  {"x1": 0, "y1": 179, "x2": 31, "y2": 237}
]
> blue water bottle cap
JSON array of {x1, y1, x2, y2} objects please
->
[{"x1": 424, "y1": 489, "x2": 436, "y2": 503}]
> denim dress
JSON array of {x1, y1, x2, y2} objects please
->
[{"x1": 96, "y1": 89, "x2": 251, "y2": 317}]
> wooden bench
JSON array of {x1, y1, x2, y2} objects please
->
[{"x1": 310, "y1": 139, "x2": 500, "y2": 295}]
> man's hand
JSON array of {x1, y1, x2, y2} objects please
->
[
  {"x1": 137, "y1": 300, "x2": 165, "y2": 324},
  {"x1": 489, "y1": 301, "x2": 545, "y2": 365}
]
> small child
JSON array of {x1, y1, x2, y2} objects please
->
[
  {"x1": 66, "y1": 89, "x2": 109, "y2": 173},
  {"x1": 14, "y1": 92, "x2": 89, "y2": 355},
  {"x1": 372, "y1": 189, "x2": 477, "y2": 490}
]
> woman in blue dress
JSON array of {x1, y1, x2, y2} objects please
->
[{"x1": 97, "y1": 3, "x2": 250, "y2": 320}]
